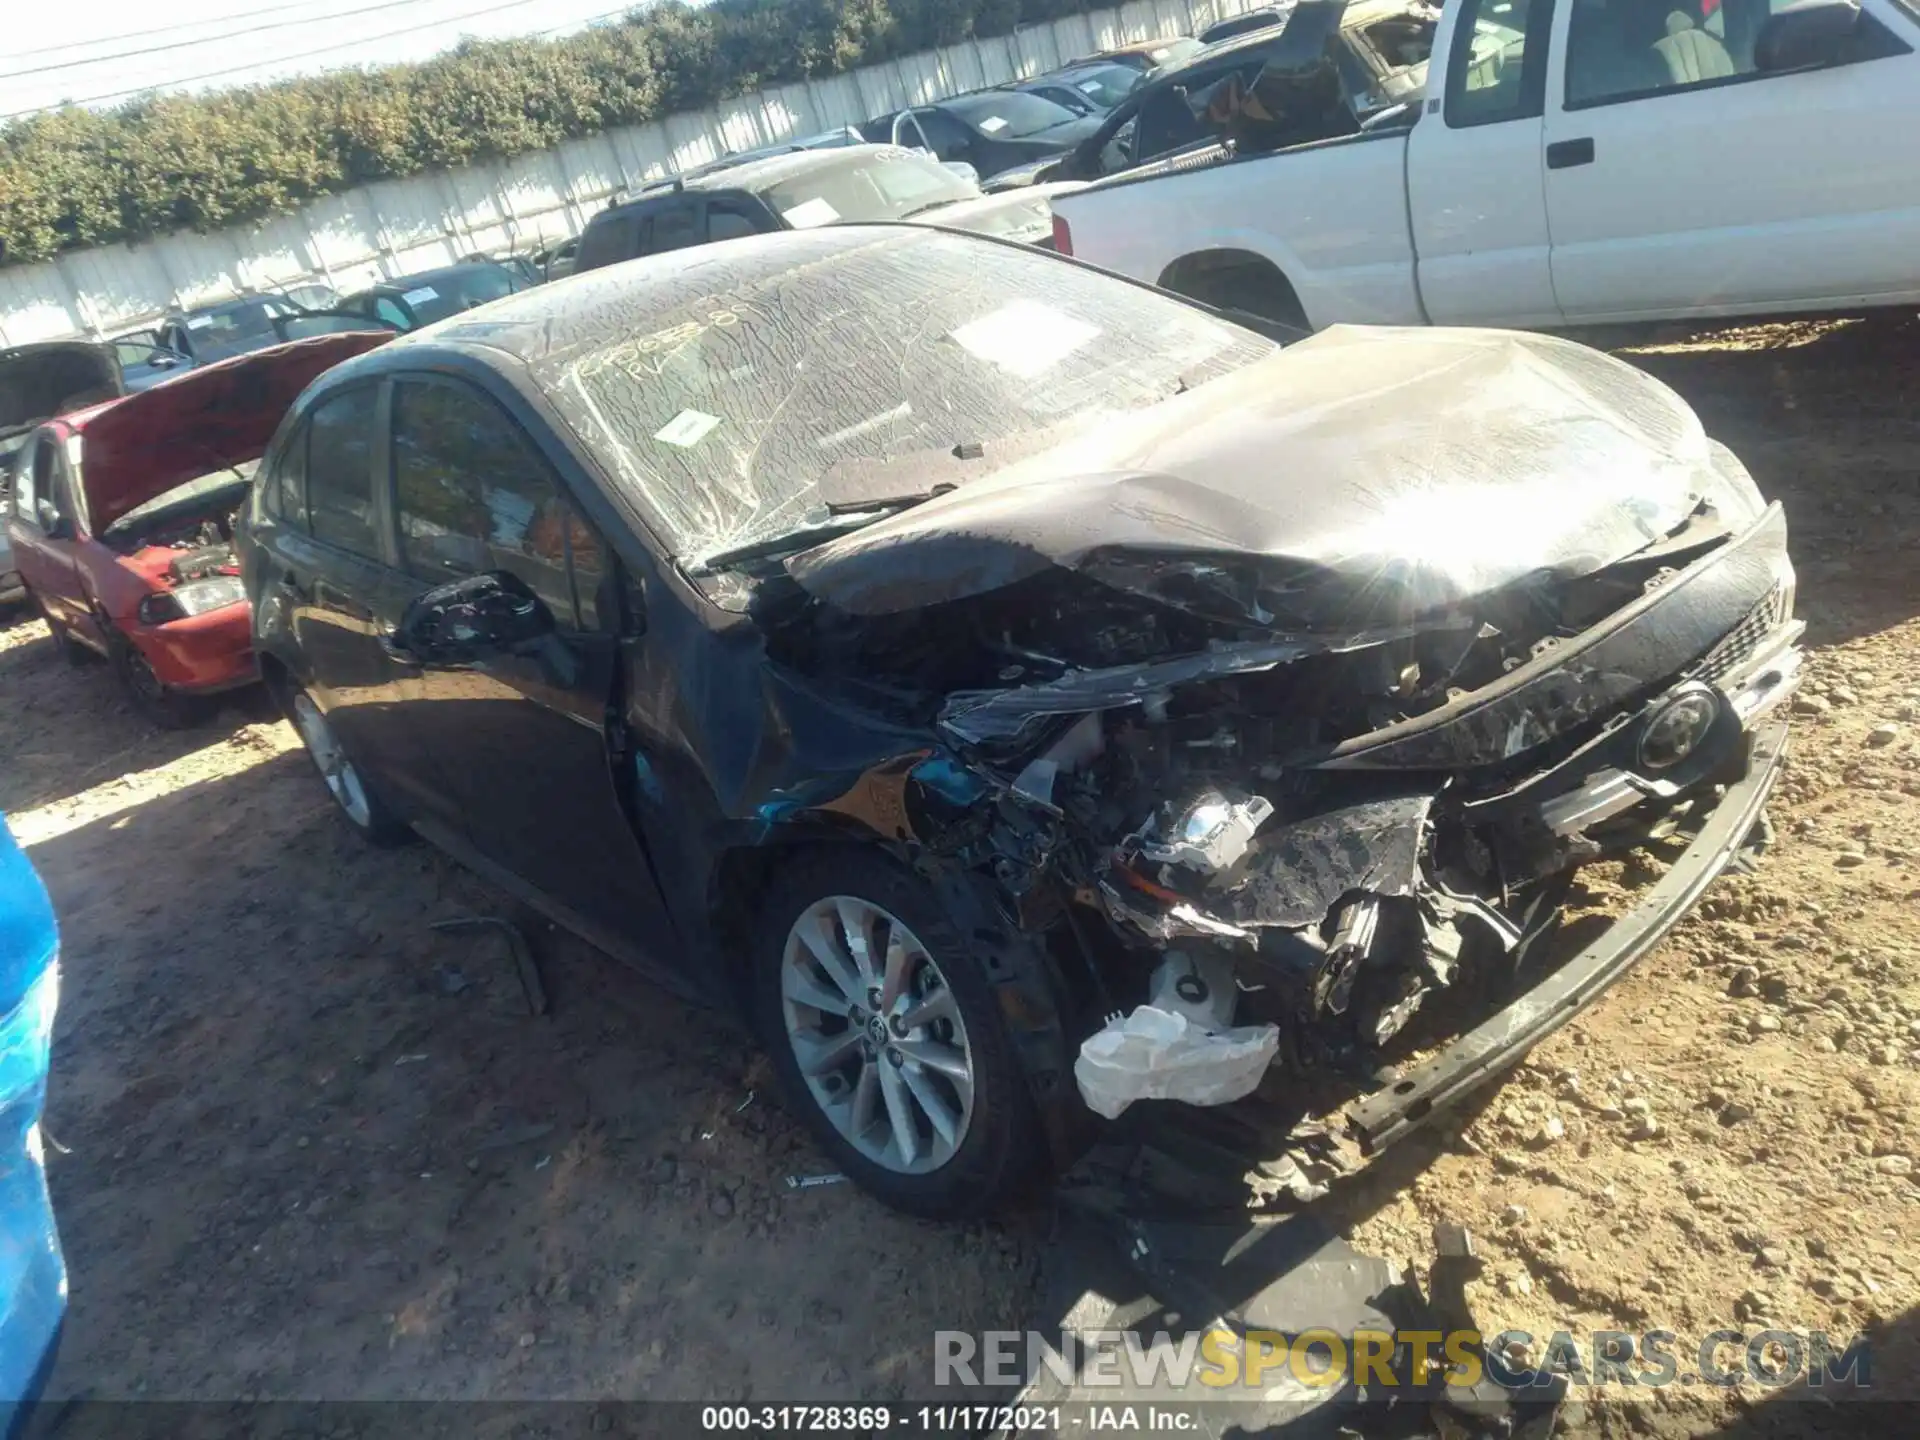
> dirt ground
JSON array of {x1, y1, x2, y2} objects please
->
[{"x1": 1, "y1": 314, "x2": 1914, "y2": 1433}]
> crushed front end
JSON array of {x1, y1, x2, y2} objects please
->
[
  {"x1": 903, "y1": 499, "x2": 1798, "y2": 1169},
  {"x1": 752, "y1": 324, "x2": 1803, "y2": 1183}
]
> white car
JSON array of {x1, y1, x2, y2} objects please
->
[{"x1": 1051, "y1": 0, "x2": 1920, "y2": 329}]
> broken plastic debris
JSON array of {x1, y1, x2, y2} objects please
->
[
  {"x1": 785, "y1": 1172, "x2": 848, "y2": 1190},
  {"x1": 1073, "y1": 1006, "x2": 1279, "y2": 1120},
  {"x1": 394, "y1": 1053, "x2": 429, "y2": 1067},
  {"x1": 735, "y1": 1090, "x2": 755, "y2": 1113}
]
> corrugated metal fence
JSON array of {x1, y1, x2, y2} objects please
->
[{"x1": 0, "y1": 0, "x2": 1263, "y2": 346}]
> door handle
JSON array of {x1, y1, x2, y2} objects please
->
[{"x1": 1546, "y1": 138, "x2": 1595, "y2": 170}]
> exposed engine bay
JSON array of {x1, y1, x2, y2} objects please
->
[{"x1": 105, "y1": 466, "x2": 254, "y2": 622}]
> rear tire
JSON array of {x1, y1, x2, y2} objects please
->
[
  {"x1": 287, "y1": 687, "x2": 412, "y2": 846},
  {"x1": 751, "y1": 848, "x2": 1042, "y2": 1219}
]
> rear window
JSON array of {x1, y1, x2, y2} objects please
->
[
  {"x1": 395, "y1": 266, "x2": 521, "y2": 327},
  {"x1": 186, "y1": 299, "x2": 291, "y2": 358},
  {"x1": 765, "y1": 153, "x2": 978, "y2": 228},
  {"x1": 577, "y1": 212, "x2": 644, "y2": 273}
]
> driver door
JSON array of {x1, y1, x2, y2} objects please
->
[{"x1": 384, "y1": 373, "x2": 677, "y2": 960}]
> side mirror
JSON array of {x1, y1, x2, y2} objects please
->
[
  {"x1": 150, "y1": 351, "x2": 183, "y2": 370},
  {"x1": 35, "y1": 498, "x2": 70, "y2": 540},
  {"x1": 395, "y1": 570, "x2": 554, "y2": 663},
  {"x1": 1755, "y1": 0, "x2": 1859, "y2": 71}
]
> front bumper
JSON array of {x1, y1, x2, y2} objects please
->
[
  {"x1": 1346, "y1": 712, "x2": 1787, "y2": 1153},
  {"x1": 133, "y1": 600, "x2": 256, "y2": 693}
]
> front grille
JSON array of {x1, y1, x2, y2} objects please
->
[{"x1": 1692, "y1": 584, "x2": 1788, "y2": 684}]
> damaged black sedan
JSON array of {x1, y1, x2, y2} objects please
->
[{"x1": 236, "y1": 227, "x2": 1800, "y2": 1218}]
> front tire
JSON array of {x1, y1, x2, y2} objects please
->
[
  {"x1": 288, "y1": 689, "x2": 411, "y2": 845},
  {"x1": 108, "y1": 627, "x2": 211, "y2": 729},
  {"x1": 752, "y1": 849, "x2": 1042, "y2": 1219}
]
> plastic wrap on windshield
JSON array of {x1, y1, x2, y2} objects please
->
[{"x1": 788, "y1": 324, "x2": 1725, "y2": 623}]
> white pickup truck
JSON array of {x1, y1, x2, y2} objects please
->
[{"x1": 1049, "y1": 0, "x2": 1920, "y2": 330}]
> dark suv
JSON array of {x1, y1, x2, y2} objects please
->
[{"x1": 573, "y1": 145, "x2": 1062, "y2": 274}]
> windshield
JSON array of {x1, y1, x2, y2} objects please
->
[
  {"x1": 538, "y1": 231, "x2": 1273, "y2": 565},
  {"x1": 766, "y1": 153, "x2": 980, "y2": 227},
  {"x1": 396, "y1": 265, "x2": 521, "y2": 326},
  {"x1": 945, "y1": 92, "x2": 1081, "y2": 139},
  {"x1": 1064, "y1": 65, "x2": 1146, "y2": 109}
]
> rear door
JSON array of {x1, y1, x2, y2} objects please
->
[
  {"x1": 267, "y1": 382, "x2": 456, "y2": 825},
  {"x1": 1406, "y1": 0, "x2": 1564, "y2": 326},
  {"x1": 384, "y1": 374, "x2": 675, "y2": 955},
  {"x1": 1542, "y1": 0, "x2": 1920, "y2": 321}
]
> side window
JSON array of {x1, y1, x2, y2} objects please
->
[
  {"x1": 915, "y1": 111, "x2": 973, "y2": 161},
  {"x1": 306, "y1": 387, "x2": 382, "y2": 557},
  {"x1": 266, "y1": 420, "x2": 309, "y2": 530},
  {"x1": 1133, "y1": 86, "x2": 1206, "y2": 160},
  {"x1": 390, "y1": 380, "x2": 583, "y2": 627},
  {"x1": 705, "y1": 199, "x2": 764, "y2": 243},
  {"x1": 646, "y1": 204, "x2": 703, "y2": 255},
  {"x1": 373, "y1": 296, "x2": 410, "y2": 329},
  {"x1": 1445, "y1": 0, "x2": 1549, "y2": 125},
  {"x1": 1565, "y1": 0, "x2": 1908, "y2": 107},
  {"x1": 11, "y1": 438, "x2": 40, "y2": 525}
]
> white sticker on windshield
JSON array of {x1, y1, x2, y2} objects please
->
[
  {"x1": 402, "y1": 286, "x2": 439, "y2": 306},
  {"x1": 950, "y1": 300, "x2": 1100, "y2": 379},
  {"x1": 187, "y1": 316, "x2": 214, "y2": 330},
  {"x1": 1078, "y1": 80, "x2": 1103, "y2": 93},
  {"x1": 977, "y1": 115, "x2": 1009, "y2": 134},
  {"x1": 780, "y1": 197, "x2": 841, "y2": 230},
  {"x1": 653, "y1": 409, "x2": 723, "y2": 448}
]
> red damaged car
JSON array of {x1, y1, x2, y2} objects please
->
[{"x1": 3, "y1": 333, "x2": 387, "y2": 726}]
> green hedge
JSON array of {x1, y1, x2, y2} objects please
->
[{"x1": 0, "y1": 0, "x2": 1104, "y2": 267}]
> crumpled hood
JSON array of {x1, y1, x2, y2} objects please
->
[
  {"x1": 71, "y1": 330, "x2": 389, "y2": 532},
  {"x1": 787, "y1": 325, "x2": 1733, "y2": 623},
  {"x1": 0, "y1": 341, "x2": 124, "y2": 440}
]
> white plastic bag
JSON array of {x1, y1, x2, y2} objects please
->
[{"x1": 1072, "y1": 1005, "x2": 1280, "y2": 1120}]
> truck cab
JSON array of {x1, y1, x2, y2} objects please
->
[
  {"x1": 1412, "y1": 0, "x2": 1919, "y2": 324},
  {"x1": 1053, "y1": 0, "x2": 1920, "y2": 330}
]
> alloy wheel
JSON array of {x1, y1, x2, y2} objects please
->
[
  {"x1": 779, "y1": 895, "x2": 975, "y2": 1175},
  {"x1": 290, "y1": 693, "x2": 374, "y2": 829}
]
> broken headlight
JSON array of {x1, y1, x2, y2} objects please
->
[{"x1": 137, "y1": 575, "x2": 246, "y2": 626}]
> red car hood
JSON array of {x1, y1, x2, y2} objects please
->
[{"x1": 70, "y1": 331, "x2": 388, "y2": 532}]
